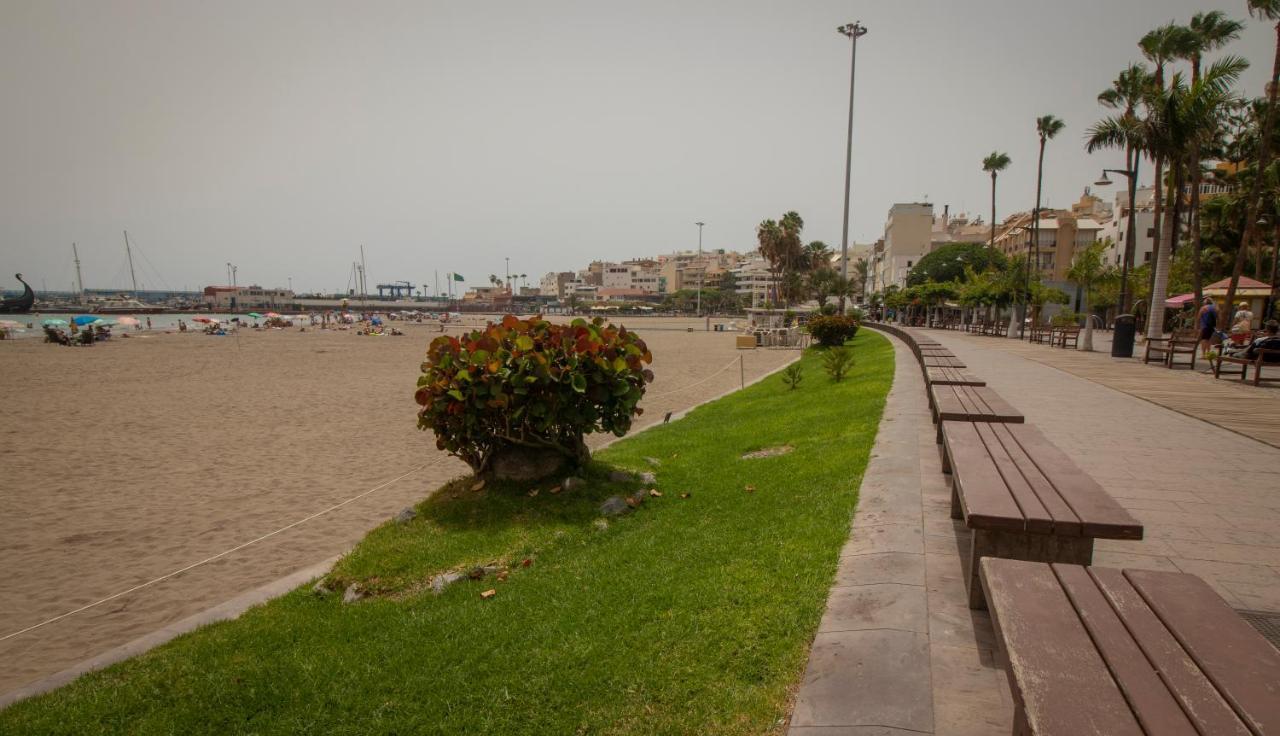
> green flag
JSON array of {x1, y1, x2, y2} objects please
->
[{"x1": 453, "y1": 273, "x2": 465, "y2": 282}]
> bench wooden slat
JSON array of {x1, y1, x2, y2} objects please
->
[
  {"x1": 922, "y1": 355, "x2": 966, "y2": 368},
  {"x1": 981, "y1": 559, "x2": 1144, "y2": 735},
  {"x1": 982, "y1": 423, "x2": 1082, "y2": 536},
  {"x1": 946, "y1": 421, "x2": 1027, "y2": 531},
  {"x1": 1054, "y1": 565, "x2": 1202, "y2": 736},
  {"x1": 1004, "y1": 424, "x2": 1142, "y2": 540},
  {"x1": 933, "y1": 385, "x2": 1022, "y2": 423},
  {"x1": 925, "y1": 366, "x2": 985, "y2": 386},
  {"x1": 973, "y1": 423, "x2": 1055, "y2": 533},
  {"x1": 1089, "y1": 567, "x2": 1252, "y2": 736},
  {"x1": 1126, "y1": 569, "x2": 1280, "y2": 734}
]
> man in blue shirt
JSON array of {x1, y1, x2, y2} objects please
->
[{"x1": 1197, "y1": 297, "x2": 1218, "y2": 361}]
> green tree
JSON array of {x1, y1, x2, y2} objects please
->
[
  {"x1": 1022, "y1": 114, "x2": 1066, "y2": 337},
  {"x1": 1224, "y1": 0, "x2": 1280, "y2": 329},
  {"x1": 907, "y1": 242, "x2": 1008, "y2": 285},
  {"x1": 1181, "y1": 11, "x2": 1245, "y2": 305},
  {"x1": 1067, "y1": 239, "x2": 1109, "y2": 351},
  {"x1": 1145, "y1": 57, "x2": 1246, "y2": 338},
  {"x1": 1091, "y1": 62, "x2": 1153, "y2": 312},
  {"x1": 982, "y1": 151, "x2": 1011, "y2": 249},
  {"x1": 804, "y1": 241, "x2": 833, "y2": 271}
]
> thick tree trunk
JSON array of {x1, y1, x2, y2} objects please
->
[
  {"x1": 1082, "y1": 287, "x2": 1094, "y2": 351},
  {"x1": 1225, "y1": 21, "x2": 1280, "y2": 329},
  {"x1": 1148, "y1": 154, "x2": 1164, "y2": 314},
  {"x1": 1147, "y1": 165, "x2": 1184, "y2": 339}
]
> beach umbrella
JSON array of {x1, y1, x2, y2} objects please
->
[
  {"x1": 72, "y1": 315, "x2": 100, "y2": 326},
  {"x1": 265, "y1": 311, "x2": 281, "y2": 318},
  {"x1": 248, "y1": 312, "x2": 262, "y2": 318},
  {"x1": 0, "y1": 319, "x2": 22, "y2": 329},
  {"x1": 116, "y1": 316, "x2": 140, "y2": 326},
  {"x1": 42, "y1": 318, "x2": 69, "y2": 326},
  {"x1": 192, "y1": 316, "x2": 215, "y2": 324}
]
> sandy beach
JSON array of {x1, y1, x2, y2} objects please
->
[{"x1": 0, "y1": 318, "x2": 796, "y2": 694}]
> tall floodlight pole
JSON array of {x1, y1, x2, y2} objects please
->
[
  {"x1": 695, "y1": 221, "x2": 705, "y2": 316},
  {"x1": 837, "y1": 21, "x2": 868, "y2": 314}
]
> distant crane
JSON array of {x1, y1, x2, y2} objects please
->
[{"x1": 376, "y1": 281, "x2": 416, "y2": 299}]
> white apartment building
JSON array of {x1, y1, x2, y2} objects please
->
[
  {"x1": 730, "y1": 257, "x2": 779, "y2": 306},
  {"x1": 877, "y1": 203, "x2": 934, "y2": 290},
  {"x1": 599, "y1": 263, "x2": 664, "y2": 294},
  {"x1": 1099, "y1": 186, "x2": 1157, "y2": 269},
  {"x1": 540, "y1": 271, "x2": 575, "y2": 300}
]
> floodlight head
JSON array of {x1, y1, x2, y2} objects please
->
[{"x1": 1094, "y1": 171, "x2": 1113, "y2": 187}]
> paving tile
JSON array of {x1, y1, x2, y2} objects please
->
[
  {"x1": 927, "y1": 603, "x2": 997, "y2": 651},
  {"x1": 1091, "y1": 551, "x2": 1181, "y2": 571},
  {"x1": 790, "y1": 630, "x2": 933, "y2": 731},
  {"x1": 930, "y1": 644, "x2": 1012, "y2": 735},
  {"x1": 1194, "y1": 527, "x2": 1280, "y2": 548},
  {"x1": 1222, "y1": 581, "x2": 1280, "y2": 611},
  {"x1": 1168, "y1": 557, "x2": 1280, "y2": 586},
  {"x1": 834, "y1": 552, "x2": 925, "y2": 588},
  {"x1": 1168, "y1": 539, "x2": 1280, "y2": 566},
  {"x1": 819, "y1": 583, "x2": 928, "y2": 634},
  {"x1": 842, "y1": 524, "x2": 923, "y2": 556},
  {"x1": 790, "y1": 727, "x2": 927, "y2": 735}
]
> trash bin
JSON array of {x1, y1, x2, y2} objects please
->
[{"x1": 1112, "y1": 314, "x2": 1136, "y2": 358}]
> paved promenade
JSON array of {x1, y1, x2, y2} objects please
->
[{"x1": 790, "y1": 327, "x2": 1280, "y2": 735}]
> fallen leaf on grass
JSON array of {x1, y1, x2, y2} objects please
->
[
  {"x1": 649, "y1": 489, "x2": 662, "y2": 497},
  {"x1": 522, "y1": 558, "x2": 532, "y2": 567},
  {"x1": 625, "y1": 497, "x2": 639, "y2": 508},
  {"x1": 471, "y1": 479, "x2": 486, "y2": 492},
  {"x1": 528, "y1": 489, "x2": 539, "y2": 497},
  {"x1": 679, "y1": 492, "x2": 691, "y2": 499},
  {"x1": 496, "y1": 570, "x2": 509, "y2": 581},
  {"x1": 744, "y1": 485, "x2": 756, "y2": 493},
  {"x1": 549, "y1": 486, "x2": 561, "y2": 494},
  {"x1": 480, "y1": 589, "x2": 496, "y2": 599}
]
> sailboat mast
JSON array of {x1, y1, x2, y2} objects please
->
[
  {"x1": 72, "y1": 243, "x2": 84, "y2": 297},
  {"x1": 359, "y1": 245, "x2": 368, "y2": 306},
  {"x1": 123, "y1": 230, "x2": 139, "y2": 297}
]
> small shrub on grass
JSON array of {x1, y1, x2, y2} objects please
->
[
  {"x1": 806, "y1": 315, "x2": 859, "y2": 347},
  {"x1": 780, "y1": 363, "x2": 804, "y2": 390},
  {"x1": 823, "y1": 347, "x2": 854, "y2": 382},
  {"x1": 415, "y1": 315, "x2": 654, "y2": 474}
]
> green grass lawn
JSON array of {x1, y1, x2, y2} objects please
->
[{"x1": 1, "y1": 331, "x2": 893, "y2": 736}]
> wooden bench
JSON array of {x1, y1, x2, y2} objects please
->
[
  {"x1": 1029, "y1": 324, "x2": 1053, "y2": 344},
  {"x1": 1143, "y1": 329, "x2": 1198, "y2": 370},
  {"x1": 1054, "y1": 326, "x2": 1080, "y2": 349},
  {"x1": 1213, "y1": 346, "x2": 1280, "y2": 386},
  {"x1": 922, "y1": 355, "x2": 967, "y2": 370},
  {"x1": 941, "y1": 420, "x2": 1140, "y2": 608},
  {"x1": 930, "y1": 385, "x2": 1021, "y2": 435},
  {"x1": 981, "y1": 558, "x2": 1280, "y2": 735},
  {"x1": 918, "y1": 347, "x2": 955, "y2": 358},
  {"x1": 925, "y1": 366, "x2": 985, "y2": 387}
]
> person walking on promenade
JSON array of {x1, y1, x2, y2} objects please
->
[{"x1": 1197, "y1": 296, "x2": 1218, "y2": 361}]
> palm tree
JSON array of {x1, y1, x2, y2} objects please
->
[
  {"x1": 1067, "y1": 240, "x2": 1108, "y2": 351},
  {"x1": 1225, "y1": 0, "x2": 1280, "y2": 328},
  {"x1": 982, "y1": 151, "x2": 1011, "y2": 252},
  {"x1": 1140, "y1": 24, "x2": 1197, "y2": 303},
  {"x1": 1181, "y1": 11, "x2": 1245, "y2": 305},
  {"x1": 1144, "y1": 58, "x2": 1247, "y2": 339},
  {"x1": 1018, "y1": 115, "x2": 1065, "y2": 338},
  {"x1": 804, "y1": 241, "x2": 833, "y2": 271},
  {"x1": 1093, "y1": 63, "x2": 1153, "y2": 312}
]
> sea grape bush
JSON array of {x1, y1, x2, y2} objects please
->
[
  {"x1": 806, "y1": 315, "x2": 859, "y2": 347},
  {"x1": 415, "y1": 315, "x2": 654, "y2": 473}
]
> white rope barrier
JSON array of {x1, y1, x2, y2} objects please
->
[
  {"x1": 0, "y1": 462, "x2": 434, "y2": 643},
  {"x1": 2, "y1": 355, "x2": 752, "y2": 643},
  {"x1": 642, "y1": 356, "x2": 743, "y2": 401}
]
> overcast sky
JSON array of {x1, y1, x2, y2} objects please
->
[{"x1": 2, "y1": 0, "x2": 1275, "y2": 295}]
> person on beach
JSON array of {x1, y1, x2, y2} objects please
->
[
  {"x1": 1231, "y1": 301, "x2": 1253, "y2": 334},
  {"x1": 1197, "y1": 297, "x2": 1217, "y2": 360},
  {"x1": 146, "y1": 317, "x2": 152, "y2": 330}
]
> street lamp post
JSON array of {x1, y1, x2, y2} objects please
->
[
  {"x1": 1095, "y1": 167, "x2": 1139, "y2": 356},
  {"x1": 837, "y1": 22, "x2": 868, "y2": 314},
  {"x1": 505, "y1": 257, "x2": 511, "y2": 293},
  {"x1": 695, "y1": 221, "x2": 705, "y2": 317}
]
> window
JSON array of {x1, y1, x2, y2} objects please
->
[
  {"x1": 1144, "y1": 252, "x2": 1152, "y2": 263},
  {"x1": 1147, "y1": 227, "x2": 1155, "y2": 238},
  {"x1": 906, "y1": 260, "x2": 913, "y2": 267}
]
